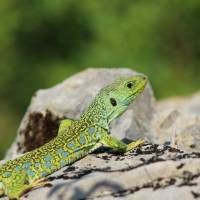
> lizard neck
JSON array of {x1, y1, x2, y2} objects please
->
[{"x1": 80, "y1": 97, "x2": 109, "y2": 130}]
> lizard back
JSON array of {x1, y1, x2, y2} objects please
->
[{"x1": 0, "y1": 120, "x2": 102, "y2": 182}]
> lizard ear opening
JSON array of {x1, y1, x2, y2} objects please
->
[{"x1": 110, "y1": 98, "x2": 117, "y2": 106}]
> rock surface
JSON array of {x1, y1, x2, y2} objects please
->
[
  {"x1": 1, "y1": 68, "x2": 200, "y2": 200},
  {"x1": 2, "y1": 144, "x2": 200, "y2": 200},
  {"x1": 151, "y1": 92, "x2": 200, "y2": 152}
]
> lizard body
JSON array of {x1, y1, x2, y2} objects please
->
[{"x1": 0, "y1": 75, "x2": 147, "y2": 199}]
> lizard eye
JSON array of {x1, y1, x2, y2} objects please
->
[
  {"x1": 110, "y1": 98, "x2": 117, "y2": 106},
  {"x1": 127, "y1": 81, "x2": 135, "y2": 89}
]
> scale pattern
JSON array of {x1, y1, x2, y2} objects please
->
[{"x1": 0, "y1": 121, "x2": 103, "y2": 182}]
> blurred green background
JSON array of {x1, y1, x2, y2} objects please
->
[{"x1": 0, "y1": 0, "x2": 199, "y2": 158}]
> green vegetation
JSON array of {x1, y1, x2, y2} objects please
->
[{"x1": 0, "y1": 0, "x2": 199, "y2": 157}]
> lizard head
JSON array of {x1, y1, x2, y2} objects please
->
[
  {"x1": 82, "y1": 74, "x2": 148, "y2": 129},
  {"x1": 99, "y1": 75, "x2": 148, "y2": 126}
]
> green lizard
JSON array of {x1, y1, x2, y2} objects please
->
[{"x1": 0, "y1": 75, "x2": 147, "y2": 199}]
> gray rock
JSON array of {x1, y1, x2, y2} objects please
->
[
  {"x1": 5, "y1": 144, "x2": 200, "y2": 200},
  {"x1": 2, "y1": 69, "x2": 200, "y2": 200},
  {"x1": 151, "y1": 92, "x2": 200, "y2": 152},
  {"x1": 5, "y1": 68, "x2": 155, "y2": 159},
  {"x1": 2, "y1": 144, "x2": 200, "y2": 200}
]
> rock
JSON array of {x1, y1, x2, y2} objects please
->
[
  {"x1": 151, "y1": 92, "x2": 200, "y2": 152},
  {"x1": 5, "y1": 68, "x2": 155, "y2": 159},
  {"x1": 2, "y1": 68, "x2": 200, "y2": 200},
  {"x1": 2, "y1": 144, "x2": 200, "y2": 200},
  {"x1": 156, "y1": 92, "x2": 200, "y2": 114}
]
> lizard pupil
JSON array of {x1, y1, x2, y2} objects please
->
[
  {"x1": 110, "y1": 98, "x2": 117, "y2": 106},
  {"x1": 127, "y1": 82, "x2": 134, "y2": 89}
]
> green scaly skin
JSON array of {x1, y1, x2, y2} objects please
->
[{"x1": 0, "y1": 75, "x2": 147, "y2": 199}]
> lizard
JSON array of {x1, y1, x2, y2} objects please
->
[{"x1": 0, "y1": 74, "x2": 147, "y2": 199}]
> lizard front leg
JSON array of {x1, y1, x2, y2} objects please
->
[{"x1": 100, "y1": 134, "x2": 144, "y2": 153}]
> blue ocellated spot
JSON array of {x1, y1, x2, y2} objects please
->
[
  {"x1": 15, "y1": 165, "x2": 21, "y2": 171},
  {"x1": 4, "y1": 171, "x2": 11, "y2": 178},
  {"x1": 41, "y1": 171, "x2": 48, "y2": 177},
  {"x1": 44, "y1": 154, "x2": 52, "y2": 161},
  {"x1": 27, "y1": 170, "x2": 35, "y2": 177},
  {"x1": 23, "y1": 162, "x2": 32, "y2": 169},
  {"x1": 67, "y1": 142, "x2": 74, "y2": 148},
  {"x1": 35, "y1": 162, "x2": 41, "y2": 167},
  {"x1": 62, "y1": 151, "x2": 69, "y2": 158},
  {"x1": 60, "y1": 160, "x2": 67, "y2": 167},
  {"x1": 56, "y1": 148, "x2": 64, "y2": 155},
  {"x1": 45, "y1": 162, "x2": 52, "y2": 169},
  {"x1": 88, "y1": 127, "x2": 95, "y2": 136},
  {"x1": 79, "y1": 134, "x2": 85, "y2": 144}
]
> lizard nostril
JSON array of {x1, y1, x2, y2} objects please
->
[
  {"x1": 144, "y1": 76, "x2": 148, "y2": 80},
  {"x1": 142, "y1": 76, "x2": 147, "y2": 80}
]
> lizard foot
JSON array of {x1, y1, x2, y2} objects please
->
[
  {"x1": 30, "y1": 178, "x2": 52, "y2": 189},
  {"x1": 126, "y1": 139, "x2": 145, "y2": 152}
]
